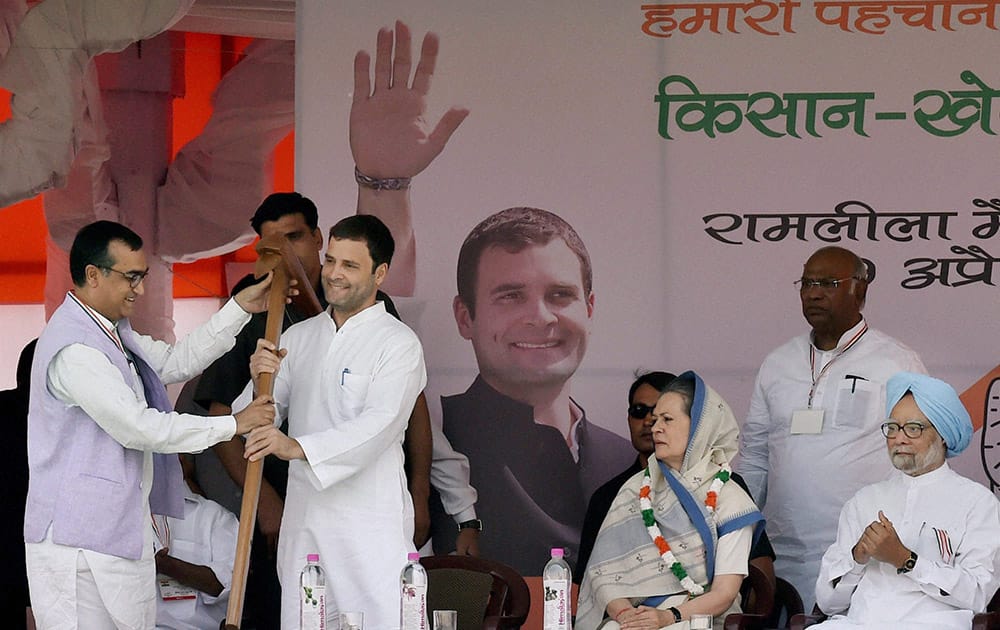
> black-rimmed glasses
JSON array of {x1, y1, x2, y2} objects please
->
[
  {"x1": 98, "y1": 266, "x2": 149, "y2": 289},
  {"x1": 880, "y1": 421, "x2": 929, "y2": 439},
  {"x1": 628, "y1": 402, "x2": 656, "y2": 419}
]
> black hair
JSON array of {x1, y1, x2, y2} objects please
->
[
  {"x1": 328, "y1": 215, "x2": 395, "y2": 270},
  {"x1": 250, "y1": 192, "x2": 320, "y2": 235},
  {"x1": 69, "y1": 221, "x2": 143, "y2": 287},
  {"x1": 456, "y1": 207, "x2": 592, "y2": 319},
  {"x1": 628, "y1": 370, "x2": 677, "y2": 404}
]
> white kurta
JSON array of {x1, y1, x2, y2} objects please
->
[
  {"x1": 813, "y1": 464, "x2": 1000, "y2": 629},
  {"x1": 26, "y1": 296, "x2": 249, "y2": 630},
  {"x1": 155, "y1": 491, "x2": 238, "y2": 630},
  {"x1": 428, "y1": 413, "x2": 478, "y2": 524},
  {"x1": 238, "y1": 302, "x2": 426, "y2": 630},
  {"x1": 735, "y1": 319, "x2": 925, "y2": 609}
]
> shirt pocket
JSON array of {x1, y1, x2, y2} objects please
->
[
  {"x1": 831, "y1": 377, "x2": 879, "y2": 430},
  {"x1": 337, "y1": 371, "x2": 371, "y2": 417},
  {"x1": 915, "y1": 522, "x2": 958, "y2": 566}
]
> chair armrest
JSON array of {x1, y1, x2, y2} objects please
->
[
  {"x1": 723, "y1": 612, "x2": 766, "y2": 629},
  {"x1": 789, "y1": 613, "x2": 826, "y2": 629},
  {"x1": 973, "y1": 610, "x2": 1000, "y2": 630}
]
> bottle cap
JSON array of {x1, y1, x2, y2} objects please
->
[
  {"x1": 307, "y1": 553, "x2": 320, "y2": 562},
  {"x1": 408, "y1": 552, "x2": 421, "y2": 561},
  {"x1": 551, "y1": 548, "x2": 564, "y2": 558}
]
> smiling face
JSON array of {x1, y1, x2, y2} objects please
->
[
  {"x1": 628, "y1": 383, "x2": 661, "y2": 456},
  {"x1": 454, "y1": 239, "x2": 594, "y2": 397},
  {"x1": 887, "y1": 393, "x2": 946, "y2": 476},
  {"x1": 651, "y1": 391, "x2": 692, "y2": 471},
  {"x1": 259, "y1": 213, "x2": 324, "y2": 287},
  {"x1": 321, "y1": 237, "x2": 385, "y2": 325},
  {"x1": 86, "y1": 239, "x2": 148, "y2": 322}
]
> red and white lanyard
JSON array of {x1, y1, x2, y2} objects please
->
[
  {"x1": 69, "y1": 291, "x2": 129, "y2": 359},
  {"x1": 151, "y1": 513, "x2": 170, "y2": 549},
  {"x1": 807, "y1": 322, "x2": 868, "y2": 407}
]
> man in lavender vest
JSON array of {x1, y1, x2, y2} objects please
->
[{"x1": 24, "y1": 220, "x2": 277, "y2": 629}]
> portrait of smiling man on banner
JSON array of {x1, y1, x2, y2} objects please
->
[{"x1": 431, "y1": 206, "x2": 635, "y2": 575}]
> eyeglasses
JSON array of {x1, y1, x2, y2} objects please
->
[
  {"x1": 98, "y1": 266, "x2": 149, "y2": 289},
  {"x1": 794, "y1": 277, "x2": 863, "y2": 292},
  {"x1": 880, "y1": 421, "x2": 930, "y2": 439},
  {"x1": 628, "y1": 402, "x2": 656, "y2": 419}
]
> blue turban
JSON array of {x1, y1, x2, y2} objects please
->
[{"x1": 885, "y1": 372, "x2": 972, "y2": 458}]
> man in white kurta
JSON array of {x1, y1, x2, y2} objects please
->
[
  {"x1": 813, "y1": 372, "x2": 1000, "y2": 629},
  {"x1": 242, "y1": 215, "x2": 426, "y2": 630},
  {"x1": 735, "y1": 247, "x2": 925, "y2": 609},
  {"x1": 154, "y1": 487, "x2": 239, "y2": 630}
]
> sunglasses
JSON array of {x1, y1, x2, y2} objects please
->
[{"x1": 628, "y1": 402, "x2": 656, "y2": 419}]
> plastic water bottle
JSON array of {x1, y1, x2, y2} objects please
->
[
  {"x1": 300, "y1": 553, "x2": 326, "y2": 630},
  {"x1": 543, "y1": 548, "x2": 572, "y2": 630},
  {"x1": 399, "y1": 552, "x2": 428, "y2": 630}
]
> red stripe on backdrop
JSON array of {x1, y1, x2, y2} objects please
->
[{"x1": 0, "y1": 87, "x2": 48, "y2": 302}]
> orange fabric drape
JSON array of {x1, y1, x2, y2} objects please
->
[{"x1": 0, "y1": 33, "x2": 294, "y2": 304}]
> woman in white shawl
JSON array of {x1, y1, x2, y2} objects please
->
[{"x1": 576, "y1": 371, "x2": 764, "y2": 630}]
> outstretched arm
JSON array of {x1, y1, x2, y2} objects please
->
[{"x1": 351, "y1": 20, "x2": 469, "y2": 296}]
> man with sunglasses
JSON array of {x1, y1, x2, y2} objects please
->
[
  {"x1": 736, "y1": 246, "x2": 926, "y2": 610},
  {"x1": 24, "y1": 220, "x2": 279, "y2": 628},
  {"x1": 575, "y1": 371, "x2": 676, "y2": 581},
  {"x1": 813, "y1": 372, "x2": 1000, "y2": 629}
]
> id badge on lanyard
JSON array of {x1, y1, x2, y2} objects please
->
[
  {"x1": 791, "y1": 408, "x2": 824, "y2": 434},
  {"x1": 793, "y1": 323, "x2": 868, "y2": 435}
]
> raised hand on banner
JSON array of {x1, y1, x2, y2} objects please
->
[{"x1": 350, "y1": 20, "x2": 469, "y2": 178}]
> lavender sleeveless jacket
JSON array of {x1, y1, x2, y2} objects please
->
[{"x1": 25, "y1": 295, "x2": 184, "y2": 560}]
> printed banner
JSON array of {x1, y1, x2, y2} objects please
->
[{"x1": 297, "y1": 0, "x2": 1000, "y2": 575}]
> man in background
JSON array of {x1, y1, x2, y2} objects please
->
[
  {"x1": 1, "y1": 340, "x2": 35, "y2": 629},
  {"x1": 737, "y1": 246, "x2": 926, "y2": 609},
  {"x1": 153, "y1": 455, "x2": 239, "y2": 630}
]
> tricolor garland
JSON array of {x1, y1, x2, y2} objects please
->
[{"x1": 638, "y1": 464, "x2": 731, "y2": 597}]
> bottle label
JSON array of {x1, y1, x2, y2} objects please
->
[
  {"x1": 400, "y1": 582, "x2": 428, "y2": 630},
  {"x1": 301, "y1": 584, "x2": 326, "y2": 630},
  {"x1": 543, "y1": 578, "x2": 570, "y2": 630}
]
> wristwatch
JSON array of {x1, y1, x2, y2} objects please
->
[
  {"x1": 668, "y1": 607, "x2": 682, "y2": 623},
  {"x1": 458, "y1": 518, "x2": 484, "y2": 532},
  {"x1": 897, "y1": 550, "x2": 918, "y2": 574}
]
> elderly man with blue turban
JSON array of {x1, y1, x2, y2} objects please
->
[{"x1": 812, "y1": 372, "x2": 1000, "y2": 629}]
